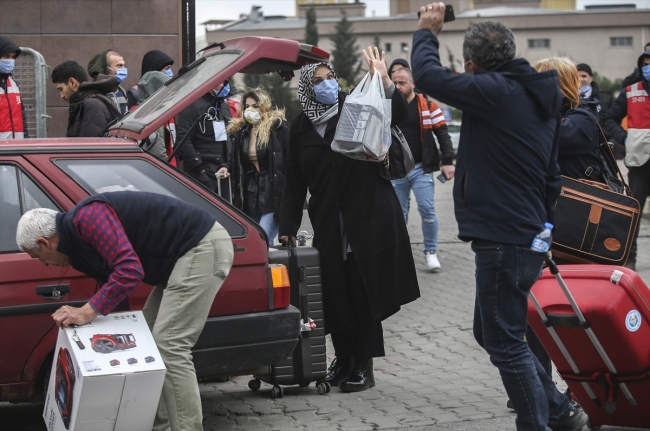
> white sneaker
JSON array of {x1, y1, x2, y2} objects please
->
[{"x1": 425, "y1": 251, "x2": 441, "y2": 272}]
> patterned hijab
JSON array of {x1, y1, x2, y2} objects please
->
[{"x1": 298, "y1": 61, "x2": 339, "y2": 123}]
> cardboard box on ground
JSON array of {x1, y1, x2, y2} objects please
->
[{"x1": 43, "y1": 311, "x2": 166, "y2": 431}]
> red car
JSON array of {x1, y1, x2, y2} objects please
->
[
  {"x1": 54, "y1": 347, "x2": 75, "y2": 429},
  {"x1": 0, "y1": 37, "x2": 328, "y2": 402},
  {"x1": 90, "y1": 334, "x2": 137, "y2": 354}
]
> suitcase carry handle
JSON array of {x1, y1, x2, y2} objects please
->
[{"x1": 530, "y1": 258, "x2": 638, "y2": 411}]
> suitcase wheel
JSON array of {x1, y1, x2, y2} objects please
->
[
  {"x1": 271, "y1": 385, "x2": 284, "y2": 399},
  {"x1": 586, "y1": 418, "x2": 601, "y2": 430},
  {"x1": 248, "y1": 379, "x2": 261, "y2": 392},
  {"x1": 316, "y1": 382, "x2": 331, "y2": 395}
]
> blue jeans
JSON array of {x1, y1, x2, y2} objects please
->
[
  {"x1": 472, "y1": 240, "x2": 571, "y2": 431},
  {"x1": 391, "y1": 163, "x2": 438, "y2": 252},
  {"x1": 250, "y1": 211, "x2": 279, "y2": 246}
]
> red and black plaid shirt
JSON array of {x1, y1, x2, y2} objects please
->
[{"x1": 73, "y1": 202, "x2": 144, "y2": 315}]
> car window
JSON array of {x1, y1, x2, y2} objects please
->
[
  {"x1": 0, "y1": 165, "x2": 59, "y2": 252},
  {"x1": 54, "y1": 159, "x2": 246, "y2": 238}
]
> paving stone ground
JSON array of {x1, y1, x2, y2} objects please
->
[
  {"x1": 2, "y1": 167, "x2": 648, "y2": 431},
  {"x1": 200, "y1": 173, "x2": 650, "y2": 431}
]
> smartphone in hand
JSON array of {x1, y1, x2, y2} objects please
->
[
  {"x1": 417, "y1": 4, "x2": 455, "y2": 23},
  {"x1": 437, "y1": 173, "x2": 447, "y2": 183}
]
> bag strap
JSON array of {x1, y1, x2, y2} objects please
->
[
  {"x1": 595, "y1": 121, "x2": 632, "y2": 196},
  {"x1": 576, "y1": 156, "x2": 595, "y2": 178}
]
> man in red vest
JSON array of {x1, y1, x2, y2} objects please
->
[
  {"x1": 603, "y1": 49, "x2": 650, "y2": 271},
  {"x1": 0, "y1": 36, "x2": 28, "y2": 139}
]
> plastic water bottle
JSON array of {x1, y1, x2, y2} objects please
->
[{"x1": 531, "y1": 223, "x2": 553, "y2": 253}]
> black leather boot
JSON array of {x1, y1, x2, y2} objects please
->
[
  {"x1": 324, "y1": 357, "x2": 352, "y2": 387},
  {"x1": 340, "y1": 358, "x2": 375, "y2": 392}
]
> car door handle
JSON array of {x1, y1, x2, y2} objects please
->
[{"x1": 36, "y1": 284, "x2": 70, "y2": 300}]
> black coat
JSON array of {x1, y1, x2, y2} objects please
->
[
  {"x1": 557, "y1": 102, "x2": 601, "y2": 180},
  {"x1": 279, "y1": 90, "x2": 420, "y2": 333},
  {"x1": 226, "y1": 119, "x2": 290, "y2": 217},
  {"x1": 176, "y1": 93, "x2": 231, "y2": 172}
]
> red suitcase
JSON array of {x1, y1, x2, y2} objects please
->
[{"x1": 528, "y1": 259, "x2": 650, "y2": 429}]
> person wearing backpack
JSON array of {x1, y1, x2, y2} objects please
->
[{"x1": 51, "y1": 60, "x2": 121, "y2": 138}]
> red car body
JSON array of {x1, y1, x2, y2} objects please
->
[{"x1": 0, "y1": 37, "x2": 329, "y2": 402}]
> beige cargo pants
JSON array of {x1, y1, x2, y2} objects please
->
[{"x1": 142, "y1": 222, "x2": 233, "y2": 431}]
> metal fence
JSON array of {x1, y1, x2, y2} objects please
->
[{"x1": 13, "y1": 47, "x2": 50, "y2": 138}]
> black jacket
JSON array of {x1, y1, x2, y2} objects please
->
[
  {"x1": 176, "y1": 93, "x2": 232, "y2": 172},
  {"x1": 226, "y1": 118, "x2": 289, "y2": 217},
  {"x1": 279, "y1": 89, "x2": 420, "y2": 333},
  {"x1": 412, "y1": 29, "x2": 562, "y2": 246},
  {"x1": 557, "y1": 100, "x2": 602, "y2": 180},
  {"x1": 66, "y1": 76, "x2": 120, "y2": 138},
  {"x1": 589, "y1": 81, "x2": 612, "y2": 114},
  {"x1": 422, "y1": 123, "x2": 454, "y2": 173}
]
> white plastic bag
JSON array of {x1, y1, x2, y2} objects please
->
[{"x1": 331, "y1": 72, "x2": 392, "y2": 162}]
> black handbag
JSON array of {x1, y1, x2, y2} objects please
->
[{"x1": 380, "y1": 126, "x2": 415, "y2": 180}]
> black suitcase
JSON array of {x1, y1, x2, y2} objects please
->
[{"x1": 248, "y1": 242, "x2": 329, "y2": 398}]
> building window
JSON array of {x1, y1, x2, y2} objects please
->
[
  {"x1": 610, "y1": 37, "x2": 633, "y2": 47},
  {"x1": 528, "y1": 39, "x2": 550, "y2": 49},
  {"x1": 401, "y1": 42, "x2": 409, "y2": 53},
  {"x1": 385, "y1": 43, "x2": 392, "y2": 53}
]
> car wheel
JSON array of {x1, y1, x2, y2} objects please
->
[{"x1": 93, "y1": 340, "x2": 115, "y2": 353}]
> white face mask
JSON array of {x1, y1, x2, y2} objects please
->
[{"x1": 244, "y1": 108, "x2": 261, "y2": 125}]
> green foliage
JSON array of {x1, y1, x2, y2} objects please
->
[
  {"x1": 305, "y1": 7, "x2": 319, "y2": 46},
  {"x1": 592, "y1": 71, "x2": 624, "y2": 94},
  {"x1": 446, "y1": 46, "x2": 457, "y2": 72},
  {"x1": 242, "y1": 73, "x2": 302, "y2": 120},
  {"x1": 330, "y1": 10, "x2": 361, "y2": 85}
]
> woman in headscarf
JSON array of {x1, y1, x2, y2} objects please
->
[
  {"x1": 279, "y1": 47, "x2": 420, "y2": 393},
  {"x1": 217, "y1": 88, "x2": 289, "y2": 245}
]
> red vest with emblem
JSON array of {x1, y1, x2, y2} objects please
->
[
  {"x1": 0, "y1": 77, "x2": 25, "y2": 139},
  {"x1": 626, "y1": 81, "x2": 650, "y2": 129},
  {"x1": 624, "y1": 81, "x2": 650, "y2": 167}
]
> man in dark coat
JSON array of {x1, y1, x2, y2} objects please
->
[
  {"x1": 176, "y1": 81, "x2": 232, "y2": 198},
  {"x1": 127, "y1": 49, "x2": 175, "y2": 109},
  {"x1": 279, "y1": 49, "x2": 420, "y2": 393},
  {"x1": 413, "y1": 5, "x2": 586, "y2": 431},
  {"x1": 576, "y1": 63, "x2": 612, "y2": 114},
  {"x1": 51, "y1": 60, "x2": 121, "y2": 138}
]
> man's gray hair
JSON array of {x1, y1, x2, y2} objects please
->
[
  {"x1": 16, "y1": 208, "x2": 59, "y2": 251},
  {"x1": 462, "y1": 21, "x2": 516, "y2": 71}
]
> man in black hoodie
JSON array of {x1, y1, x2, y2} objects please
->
[
  {"x1": 413, "y1": 5, "x2": 586, "y2": 431},
  {"x1": 127, "y1": 50, "x2": 174, "y2": 109}
]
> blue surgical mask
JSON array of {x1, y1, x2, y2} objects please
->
[
  {"x1": 579, "y1": 85, "x2": 590, "y2": 94},
  {"x1": 216, "y1": 83, "x2": 230, "y2": 98},
  {"x1": 642, "y1": 64, "x2": 650, "y2": 81},
  {"x1": 163, "y1": 68, "x2": 173, "y2": 78},
  {"x1": 0, "y1": 59, "x2": 15, "y2": 74},
  {"x1": 313, "y1": 79, "x2": 338, "y2": 105},
  {"x1": 114, "y1": 67, "x2": 128, "y2": 83}
]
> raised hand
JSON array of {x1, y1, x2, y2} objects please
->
[{"x1": 362, "y1": 46, "x2": 392, "y2": 89}]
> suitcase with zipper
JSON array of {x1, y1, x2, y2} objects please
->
[
  {"x1": 248, "y1": 240, "x2": 329, "y2": 398},
  {"x1": 528, "y1": 259, "x2": 650, "y2": 429}
]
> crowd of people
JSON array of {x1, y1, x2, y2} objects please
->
[{"x1": 4, "y1": 5, "x2": 650, "y2": 429}]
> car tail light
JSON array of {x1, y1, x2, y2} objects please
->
[{"x1": 269, "y1": 264, "x2": 291, "y2": 309}]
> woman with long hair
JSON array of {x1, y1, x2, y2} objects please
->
[
  {"x1": 217, "y1": 88, "x2": 288, "y2": 245},
  {"x1": 535, "y1": 57, "x2": 601, "y2": 180},
  {"x1": 278, "y1": 48, "x2": 420, "y2": 392}
]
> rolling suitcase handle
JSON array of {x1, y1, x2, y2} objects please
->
[
  {"x1": 530, "y1": 258, "x2": 638, "y2": 412},
  {"x1": 216, "y1": 172, "x2": 232, "y2": 204}
]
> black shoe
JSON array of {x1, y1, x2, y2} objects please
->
[
  {"x1": 506, "y1": 399, "x2": 514, "y2": 410},
  {"x1": 324, "y1": 357, "x2": 352, "y2": 387},
  {"x1": 340, "y1": 358, "x2": 375, "y2": 392},
  {"x1": 548, "y1": 404, "x2": 588, "y2": 431}
]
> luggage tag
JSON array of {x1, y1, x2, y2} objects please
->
[
  {"x1": 213, "y1": 120, "x2": 227, "y2": 141},
  {"x1": 300, "y1": 318, "x2": 316, "y2": 332}
]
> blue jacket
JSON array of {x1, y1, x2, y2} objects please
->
[{"x1": 411, "y1": 30, "x2": 562, "y2": 246}]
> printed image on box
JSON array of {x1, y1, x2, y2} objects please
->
[{"x1": 43, "y1": 311, "x2": 166, "y2": 431}]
